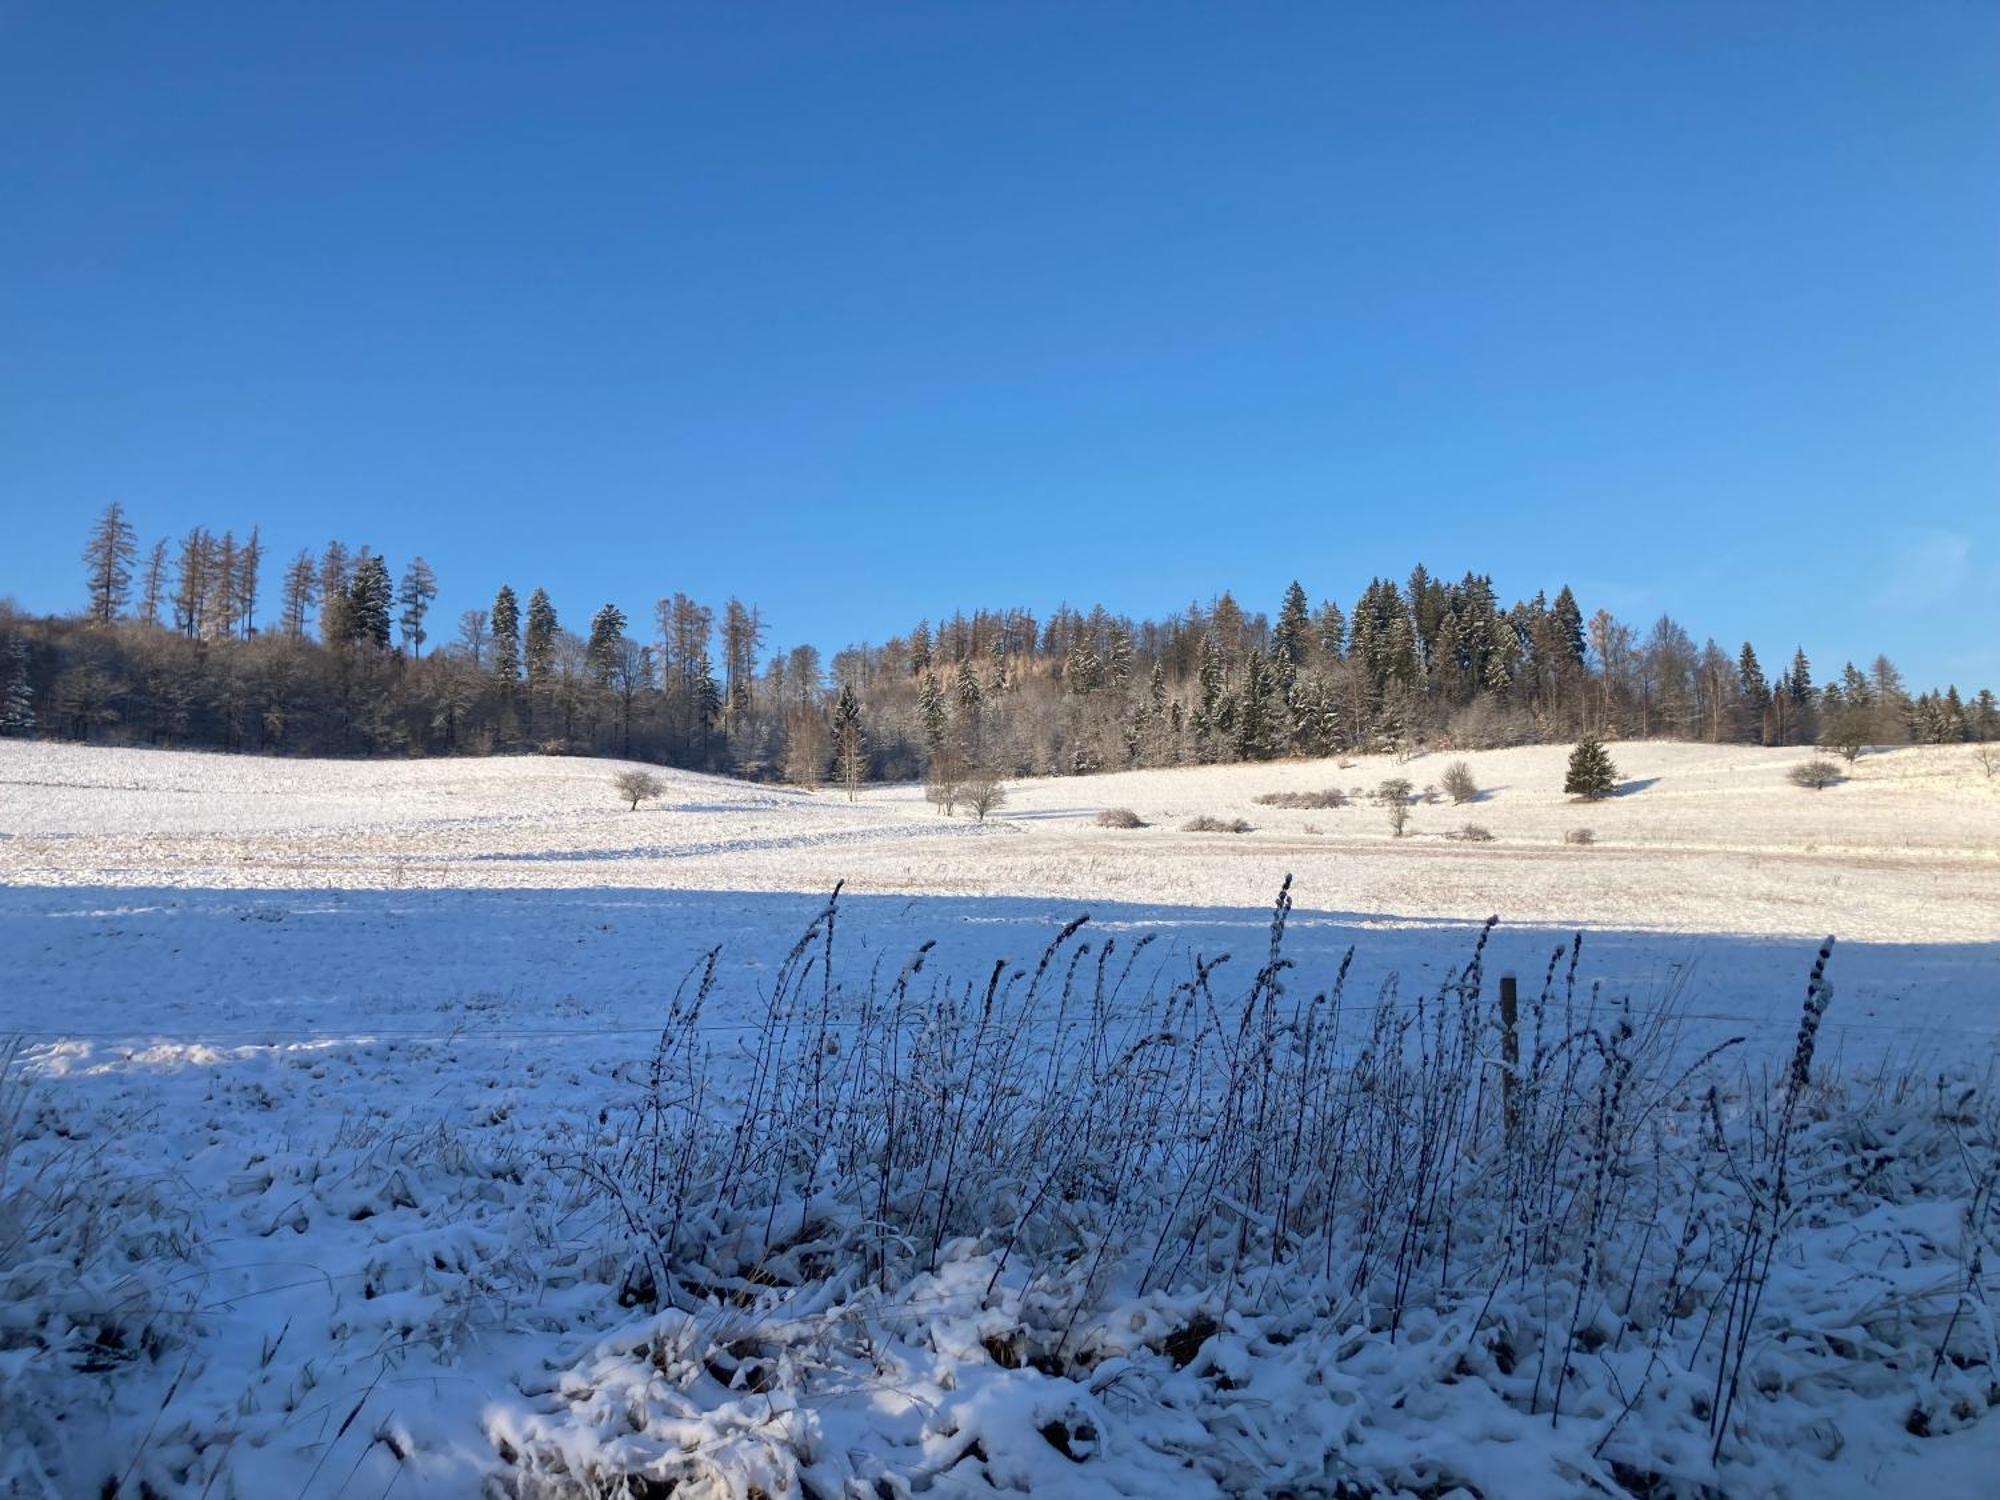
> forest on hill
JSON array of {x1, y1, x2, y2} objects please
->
[{"x1": 1, "y1": 503, "x2": 1992, "y2": 785}]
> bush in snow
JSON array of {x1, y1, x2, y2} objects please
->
[
  {"x1": 1441, "y1": 759, "x2": 1479, "y2": 804},
  {"x1": 1095, "y1": 807, "x2": 1146, "y2": 828},
  {"x1": 1788, "y1": 758, "x2": 1845, "y2": 791},
  {"x1": 1181, "y1": 815, "x2": 1252, "y2": 833},
  {"x1": 527, "y1": 892, "x2": 2000, "y2": 1500},
  {"x1": 1252, "y1": 788, "x2": 1347, "y2": 809}
]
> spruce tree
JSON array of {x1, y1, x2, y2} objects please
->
[
  {"x1": 346, "y1": 553, "x2": 394, "y2": 649},
  {"x1": 586, "y1": 603, "x2": 627, "y2": 686},
  {"x1": 1564, "y1": 734, "x2": 1618, "y2": 800},
  {"x1": 1192, "y1": 632, "x2": 1225, "y2": 762},
  {"x1": 1273, "y1": 580, "x2": 1311, "y2": 676},
  {"x1": 523, "y1": 589, "x2": 558, "y2": 684},
  {"x1": 1736, "y1": 643, "x2": 1770, "y2": 743},
  {"x1": 832, "y1": 683, "x2": 865, "y2": 800},
  {"x1": 0, "y1": 636, "x2": 33, "y2": 735},
  {"x1": 917, "y1": 670, "x2": 948, "y2": 751},
  {"x1": 490, "y1": 586, "x2": 521, "y2": 685}
]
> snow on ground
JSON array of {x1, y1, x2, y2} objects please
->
[
  {"x1": 5, "y1": 738, "x2": 1999, "y2": 940},
  {"x1": 3, "y1": 740, "x2": 1998, "y2": 1497}
]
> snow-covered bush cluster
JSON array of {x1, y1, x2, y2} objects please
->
[
  {"x1": 496, "y1": 888, "x2": 2000, "y2": 1498},
  {"x1": 8, "y1": 890, "x2": 1996, "y2": 1498}
]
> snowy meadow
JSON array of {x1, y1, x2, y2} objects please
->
[{"x1": 4, "y1": 740, "x2": 1998, "y2": 1498}]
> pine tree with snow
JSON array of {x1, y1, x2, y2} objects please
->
[
  {"x1": 1564, "y1": 734, "x2": 1618, "y2": 800},
  {"x1": 917, "y1": 670, "x2": 948, "y2": 751},
  {"x1": 523, "y1": 589, "x2": 558, "y2": 685},
  {"x1": 346, "y1": 553, "x2": 394, "y2": 649},
  {"x1": 490, "y1": 586, "x2": 521, "y2": 687},
  {"x1": 1192, "y1": 632, "x2": 1225, "y2": 762},
  {"x1": 1273, "y1": 580, "x2": 1311, "y2": 680}
]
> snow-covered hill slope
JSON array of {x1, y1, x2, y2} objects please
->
[{"x1": 4, "y1": 739, "x2": 1995, "y2": 939}]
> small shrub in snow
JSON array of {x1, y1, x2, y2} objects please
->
[
  {"x1": 1375, "y1": 777, "x2": 1413, "y2": 806},
  {"x1": 1182, "y1": 815, "x2": 1252, "y2": 834},
  {"x1": 1564, "y1": 826, "x2": 1596, "y2": 846},
  {"x1": 1455, "y1": 823, "x2": 1494, "y2": 842},
  {"x1": 1441, "y1": 760, "x2": 1479, "y2": 804},
  {"x1": 613, "y1": 769, "x2": 665, "y2": 811},
  {"x1": 1788, "y1": 759, "x2": 1845, "y2": 792},
  {"x1": 1095, "y1": 807, "x2": 1146, "y2": 829},
  {"x1": 962, "y1": 769, "x2": 1007, "y2": 821},
  {"x1": 1252, "y1": 788, "x2": 1347, "y2": 809},
  {"x1": 1386, "y1": 800, "x2": 1412, "y2": 837}
]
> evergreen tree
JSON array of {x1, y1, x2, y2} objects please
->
[
  {"x1": 83, "y1": 503, "x2": 139, "y2": 624},
  {"x1": 585, "y1": 603, "x2": 627, "y2": 686},
  {"x1": 1192, "y1": 632, "x2": 1225, "y2": 761},
  {"x1": 1736, "y1": 643, "x2": 1770, "y2": 743},
  {"x1": 0, "y1": 636, "x2": 33, "y2": 735},
  {"x1": 1973, "y1": 689, "x2": 2000, "y2": 743},
  {"x1": 1314, "y1": 600, "x2": 1346, "y2": 661},
  {"x1": 1235, "y1": 651, "x2": 1286, "y2": 760},
  {"x1": 917, "y1": 670, "x2": 948, "y2": 751},
  {"x1": 1564, "y1": 734, "x2": 1619, "y2": 800},
  {"x1": 524, "y1": 589, "x2": 559, "y2": 684},
  {"x1": 1550, "y1": 586, "x2": 1588, "y2": 668},
  {"x1": 1273, "y1": 580, "x2": 1311, "y2": 677},
  {"x1": 490, "y1": 586, "x2": 521, "y2": 686},
  {"x1": 397, "y1": 557, "x2": 439, "y2": 655},
  {"x1": 346, "y1": 553, "x2": 394, "y2": 649},
  {"x1": 832, "y1": 682, "x2": 866, "y2": 800}
]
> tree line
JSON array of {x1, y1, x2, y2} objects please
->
[{"x1": 1, "y1": 503, "x2": 1992, "y2": 787}]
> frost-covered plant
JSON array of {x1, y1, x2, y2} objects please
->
[
  {"x1": 1253, "y1": 788, "x2": 1346, "y2": 809},
  {"x1": 1441, "y1": 759, "x2": 1479, "y2": 804},
  {"x1": 532, "y1": 898, "x2": 1994, "y2": 1499},
  {"x1": 1182, "y1": 815, "x2": 1251, "y2": 833},
  {"x1": 1095, "y1": 807, "x2": 1146, "y2": 828},
  {"x1": 1788, "y1": 758, "x2": 1845, "y2": 791}
]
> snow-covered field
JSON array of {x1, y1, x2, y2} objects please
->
[
  {"x1": 3, "y1": 740, "x2": 1998, "y2": 1498},
  {"x1": 6, "y1": 738, "x2": 1998, "y2": 939}
]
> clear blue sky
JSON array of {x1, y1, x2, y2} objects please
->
[{"x1": 3, "y1": 3, "x2": 1995, "y2": 687}]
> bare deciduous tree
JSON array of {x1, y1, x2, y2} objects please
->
[
  {"x1": 613, "y1": 768, "x2": 663, "y2": 810},
  {"x1": 963, "y1": 768, "x2": 1007, "y2": 821}
]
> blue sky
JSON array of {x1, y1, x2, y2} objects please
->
[{"x1": 2, "y1": 3, "x2": 1995, "y2": 687}]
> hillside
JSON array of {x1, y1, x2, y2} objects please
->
[{"x1": 4, "y1": 738, "x2": 1995, "y2": 939}]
